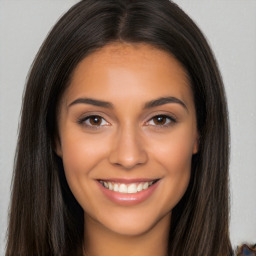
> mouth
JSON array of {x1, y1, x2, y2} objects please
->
[
  {"x1": 97, "y1": 178, "x2": 161, "y2": 206},
  {"x1": 98, "y1": 179, "x2": 159, "y2": 194}
]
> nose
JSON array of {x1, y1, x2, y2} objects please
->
[{"x1": 108, "y1": 125, "x2": 148, "y2": 169}]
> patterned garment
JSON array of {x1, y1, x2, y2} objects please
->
[{"x1": 236, "y1": 244, "x2": 256, "y2": 256}]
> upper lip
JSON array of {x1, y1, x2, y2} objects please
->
[{"x1": 96, "y1": 178, "x2": 160, "y2": 184}]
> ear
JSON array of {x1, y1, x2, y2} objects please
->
[
  {"x1": 54, "y1": 136, "x2": 63, "y2": 158},
  {"x1": 192, "y1": 132, "x2": 200, "y2": 154}
]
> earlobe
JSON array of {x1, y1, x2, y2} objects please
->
[
  {"x1": 192, "y1": 133, "x2": 200, "y2": 154},
  {"x1": 54, "y1": 137, "x2": 63, "y2": 157}
]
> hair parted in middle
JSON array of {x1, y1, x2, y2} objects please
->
[{"x1": 6, "y1": 1, "x2": 232, "y2": 255}]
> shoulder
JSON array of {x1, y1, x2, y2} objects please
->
[{"x1": 235, "y1": 244, "x2": 256, "y2": 256}]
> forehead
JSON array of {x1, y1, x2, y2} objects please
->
[
  {"x1": 84, "y1": 43, "x2": 174, "y2": 64},
  {"x1": 73, "y1": 42, "x2": 188, "y2": 78},
  {"x1": 64, "y1": 42, "x2": 193, "y2": 107}
]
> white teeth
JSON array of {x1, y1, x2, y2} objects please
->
[
  {"x1": 143, "y1": 182, "x2": 149, "y2": 190},
  {"x1": 137, "y1": 183, "x2": 143, "y2": 192},
  {"x1": 113, "y1": 183, "x2": 119, "y2": 192},
  {"x1": 108, "y1": 182, "x2": 113, "y2": 190},
  {"x1": 127, "y1": 184, "x2": 137, "y2": 193},
  {"x1": 100, "y1": 180, "x2": 156, "y2": 194},
  {"x1": 103, "y1": 181, "x2": 108, "y2": 188},
  {"x1": 119, "y1": 184, "x2": 128, "y2": 193}
]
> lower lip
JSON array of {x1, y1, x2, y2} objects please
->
[{"x1": 97, "y1": 181, "x2": 160, "y2": 206}]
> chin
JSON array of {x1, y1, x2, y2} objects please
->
[{"x1": 90, "y1": 207, "x2": 172, "y2": 237}]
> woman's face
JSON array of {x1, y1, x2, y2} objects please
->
[{"x1": 56, "y1": 43, "x2": 198, "y2": 236}]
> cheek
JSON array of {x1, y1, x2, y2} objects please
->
[
  {"x1": 59, "y1": 131, "x2": 110, "y2": 197},
  {"x1": 160, "y1": 141, "x2": 192, "y2": 190},
  {"x1": 59, "y1": 132, "x2": 113, "y2": 214},
  {"x1": 147, "y1": 128, "x2": 195, "y2": 206},
  {"x1": 61, "y1": 131, "x2": 107, "y2": 171},
  {"x1": 158, "y1": 148, "x2": 191, "y2": 212},
  {"x1": 149, "y1": 125, "x2": 196, "y2": 172}
]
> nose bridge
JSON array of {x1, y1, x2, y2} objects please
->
[{"x1": 109, "y1": 122, "x2": 148, "y2": 169}]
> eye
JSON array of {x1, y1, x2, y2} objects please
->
[
  {"x1": 79, "y1": 115, "x2": 109, "y2": 127},
  {"x1": 147, "y1": 115, "x2": 176, "y2": 127}
]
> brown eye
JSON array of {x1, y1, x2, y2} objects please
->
[
  {"x1": 88, "y1": 116, "x2": 102, "y2": 126},
  {"x1": 147, "y1": 115, "x2": 176, "y2": 127},
  {"x1": 81, "y1": 115, "x2": 109, "y2": 127},
  {"x1": 152, "y1": 116, "x2": 167, "y2": 125},
  {"x1": 78, "y1": 114, "x2": 110, "y2": 129}
]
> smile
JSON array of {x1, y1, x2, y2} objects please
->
[{"x1": 99, "y1": 180, "x2": 158, "y2": 194}]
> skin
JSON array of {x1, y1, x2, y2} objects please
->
[{"x1": 56, "y1": 42, "x2": 198, "y2": 256}]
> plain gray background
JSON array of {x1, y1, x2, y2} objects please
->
[{"x1": 0, "y1": 0, "x2": 255, "y2": 254}]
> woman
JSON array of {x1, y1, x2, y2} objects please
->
[{"x1": 6, "y1": 0, "x2": 233, "y2": 255}]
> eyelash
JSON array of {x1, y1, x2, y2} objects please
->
[
  {"x1": 77, "y1": 114, "x2": 177, "y2": 129},
  {"x1": 77, "y1": 115, "x2": 109, "y2": 130},
  {"x1": 146, "y1": 115, "x2": 177, "y2": 128}
]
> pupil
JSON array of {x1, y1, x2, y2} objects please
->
[
  {"x1": 90, "y1": 116, "x2": 101, "y2": 125},
  {"x1": 154, "y1": 116, "x2": 166, "y2": 125}
]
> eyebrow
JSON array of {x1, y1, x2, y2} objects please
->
[
  {"x1": 143, "y1": 96, "x2": 188, "y2": 111},
  {"x1": 68, "y1": 98, "x2": 113, "y2": 108},
  {"x1": 68, "y1": 96, "x2": 188, "y2": 111}
]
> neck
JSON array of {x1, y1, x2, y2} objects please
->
[{"x1": 83, "y1": 213, "x2": 171, "y2": 256}]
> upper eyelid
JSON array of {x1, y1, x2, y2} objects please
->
[
  {"x1": 145, "y1": 112, "x2": 177, "y2": 122},
  {"x1": 79, "y1": 115, "x2": 109, "y2": 125},
  {"x1": 145, "y1": 115, "x2": 176, "y2": 125},
  {"x1": 77, "y1": 112, "x2": 109, "y2": 121}
]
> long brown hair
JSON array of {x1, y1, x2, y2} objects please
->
[{"x1": 6, "y1": 0, "x2": 232, "y2": 255}]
